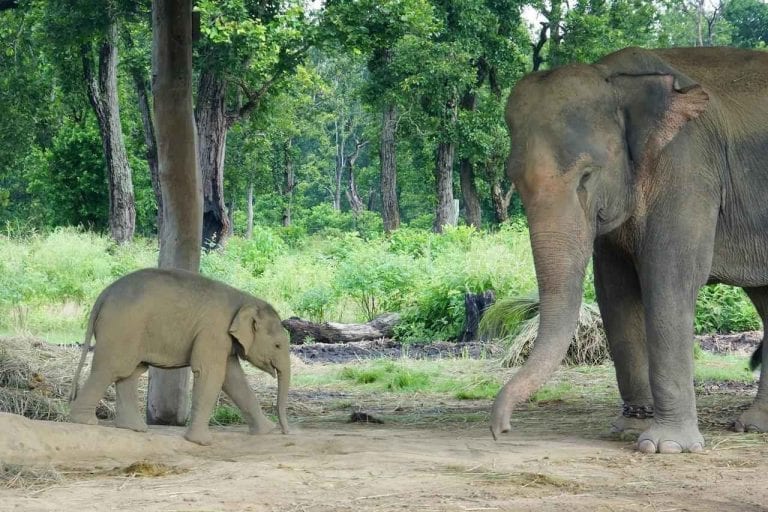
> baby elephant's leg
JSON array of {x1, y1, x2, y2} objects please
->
[
  {"x1": 185, "y1": 345, "x2": 227, "y2": 446},
  {"x1": 115, "y1": 364, "x2": 148, "y2": 432},
  {"x1": 70, "y1": 358, "x2": 115, "y2": 425},
  {"x1": 223, "y1": 355, "x2": 276, "y2": 434}
]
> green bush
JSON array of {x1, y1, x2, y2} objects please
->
[
  {"x1": 695, "y1": 284, "x2": 760, "y2": 334},
  {"x1": 333, "y1": 244, "x2": 420, "y2": 321}
]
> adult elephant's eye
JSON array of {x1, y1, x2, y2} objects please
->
[{"x1": 579, "y1": 170, "x2": 592, "y2": 190}]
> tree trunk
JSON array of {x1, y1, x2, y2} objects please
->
[
  {"x1": 283, "y1": 313, "x2": 401, "y2": 345},
  {"x1": 380, "y1": 102, "x2": 400, "y2": 232},
  {"x1": 246, "y1": 180, "x2": 254, "y2": 239},
  {"x1": 282, "y1": 139, "x2": 295, "y2": 227},
  {"x1": 434, "y1": 140, "x2": 456, "y2": 233},
  {"x1": 147, "y1": 0, "x2": 202, "y2": 426},
  {"x1": 130, "y1": 65, "x2": 162, "y2": 236},
  {"x1": 491, "y1": 180, "x2": 514, "y2": 223},
  {"x1": 195, "y1": 69, "x2": 230, "y2": 248},
  {"x1": 460, "y1": 291, "x2": 496, "y2": 342},
  {"x1": 333, "y1": 119, "x2": 345, "y2": 211},
  {"x1": 459, "y1": 158, "x2": 481, "y2": 228},
  {"x1": 345, "y1": 139, "x2": 367, "y2": 214},
  {"x1": 82, "y1": 19, "x2": 135, "y2": 244}
]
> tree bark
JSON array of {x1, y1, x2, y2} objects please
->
[
  {"x1": 195, "y1": 69, "x2": 230, "y2": 247},
  {"x1": 282, "y1": 139, "x2": 295, "y2": 227},
  {"x1": 131, "y1": 65, "x2": 163, "y2": 236},
  {"x1": 380, "y1": 102, "x2": 400, "y2": 232},
  {"x1": 460, "y1": 291, "x2": 496, "y2": 343},
  {"x1": 246, "y1": 180, "x2": 254, "y2": 239},
  {"x1": 82, "y1": 18, "x2": 135, "y2": 244},
  {"x1": 333, "y1": 119, "x2": 345, "y2": 211},
  {"x1": 283, "y1": 313, "x2": 400, "y2": 345},
  {"x1": 491, "y1": 179, "x2": 514, "y2": 223},
  {"x1": 147, "y1": 0, "x2": 202, "y2": 426},
  {"x1": 345, "y1": 139, "x2": 367, "y2": 215},
  {"x1": 459, "y1": 158, "x2": 481, "y2": 228},
  {"x1": 434, "y1": 140, "x2": 456, "y2": 233},
  {"x1": 458, "y1": 91, "x2": 480, "y2": 229}
]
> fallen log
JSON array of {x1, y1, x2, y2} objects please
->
[{"x1": 282, "y1": 313, "x2": 400, "y2": 345}]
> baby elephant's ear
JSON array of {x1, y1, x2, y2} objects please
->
[{"x1": 229, "y1": 305, "x2": 259, "y2": 356}]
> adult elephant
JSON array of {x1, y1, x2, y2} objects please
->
[{"x1": 491, "y1": 47, "x2": 768, "y2": 454}]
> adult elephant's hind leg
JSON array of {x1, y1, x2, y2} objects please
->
[
  {"x1": 594, "y1": 240, "x2": 654, "y2": 436},
  {"x1": 223, "y1": 356, "x2": 276, "y2": 434},
  {"x1": 115, "y1": 364, "x2": 148, "y2": 432},
  {"x1": 733, "y1": 287, "x2": 768, "y2": 432}
]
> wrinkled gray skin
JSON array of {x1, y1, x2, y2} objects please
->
[
  {"x1": 491, "y1": 47, "x2": 768, "y2": 454},
  {"x1": 70, "y1": 268, "x2": 291, "y2": 445}
]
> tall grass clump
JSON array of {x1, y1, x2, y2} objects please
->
[{"x1": 480, "y1": 293, "x2": 609, "y2": 367}]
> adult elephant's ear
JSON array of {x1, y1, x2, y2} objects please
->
[
  {"x1": 229, "y1": 305, "x2": 259, "y2": 357},
  {"x1": 614, "y1": 73, "x2": 709, "y2": 169}
]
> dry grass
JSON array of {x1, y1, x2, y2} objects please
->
[
  {"x1": 0, "y1": 464, "x2": 63, "y2": 489},
  {"x1": 479, "y1": 293, "x2": 609, "y2": 367},
  {"x1": 0, "y1": 336, "x2": 116, "y2": 421}
]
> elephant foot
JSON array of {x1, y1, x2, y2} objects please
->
[
  {"x1": 184, "y1": 427, "x2": 213, "y2": 446},
  {"x1": 115, "y1": 416, "x2": 148, "y2": 433},
  {"x1": 69, "y1": 411, "x2": 99, "y2": 426},
  {"x1": 733, "y1": 403, "x2": 768, "y2": 433},
  {"x1": 636, "y1": 422, "x2": 704, "y2": 454},
  {"x1": 248, "y1": 417, "x2": 276, "y2": 435}
]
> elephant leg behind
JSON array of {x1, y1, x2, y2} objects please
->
[
  {"x1": 594, "y1": 240, "x2": 654, "y2": 435},
  {"x1": 114, "y1": 364, "x2": 149, "y2": 432},
  {"x1": 222, "y1": 355, "x2": 275, "y2": 434},
  {"x1": 70, "y1": 342, "x2": 143, "y2": 425},
  {"x1": 733, "y1": 287, "x2": 768, "y2": 432}
]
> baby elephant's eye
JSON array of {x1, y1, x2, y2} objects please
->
[{"x1": 275, "y1": 344, "x2": 281, "y2": 349}]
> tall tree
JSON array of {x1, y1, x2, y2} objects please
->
[
  {"x1": 146, "y1": 0, "x2": 202, "y2": 426},
  {"x1": 193, "y1": 0, "x2": 309, "y2": 247},
  {"x1": 322, "y1": 0, "x2": 437, "y2": 232},
  {"x1": 43, "y1": 0, "x2": 137, "y2": 243}
]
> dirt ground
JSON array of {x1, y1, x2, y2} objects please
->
[
  {"x1": 1, "y1": 335, "x2": 767, "y2": 512},
  {"x1": 2, "y1": 385, "x2": 768, "y2": 512}
]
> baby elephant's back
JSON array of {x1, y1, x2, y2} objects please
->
[{"x1": 94, "y1": 269, "x2": 235, "y2": 361}]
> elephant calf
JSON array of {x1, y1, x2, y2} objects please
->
[{"x1": 69, "y1": 268, "x2": 290, "y2": 445}]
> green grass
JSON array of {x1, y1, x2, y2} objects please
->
[
  {"x1": 694, "y1": 352, "x2": 756, "y2": 384},
  {"x1": 210, "y1": 404, "x2": 244, "y2": 426},
  {"x1": 0, "y1": 226, "x2": 762, "y2": 345}
]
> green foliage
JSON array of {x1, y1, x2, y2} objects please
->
[
  {"x1": 225, "y1": 227, "x2": 288, "y2": 276},
  {"x1": 694, "y1": 352, "x2": 756, "y2": 384},
  {"x1": 695, "y1": 284, "x2": 760, "y2": 334},
  {"x1": 294, "y1": 285, "x2": 336, "y2": 322},
  {"x1": 210, "y1": 404, "x2": 244, "y2": 426},
  {"x1": 333, "y1": 244, "x2": 419, "y2": 321},
  {"x1": 339, "y1": 361, "x2": 431, "y2": 391}
]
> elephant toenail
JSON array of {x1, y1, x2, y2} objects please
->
[
  {"x1": 637, "y1": 439, "x2": 657, "y2": 453},
  {"x1": 689, "y1": 443, "x2": 704, "y2": 453},
  {"x1": 658, "y1": 441, "x2": 683, "y2": 454}
]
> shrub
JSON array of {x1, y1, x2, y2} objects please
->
[{"x1": 695, "y1": 284, "x2": 760, "y2": 334}]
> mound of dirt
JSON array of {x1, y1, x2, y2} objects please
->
[{"x1": 0, "y1": 412, "x2": 192, "y2": 466}]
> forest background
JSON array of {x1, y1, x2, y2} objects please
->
[{"x1": 0, "y1": 0, "x2": 766, "y2": 343}]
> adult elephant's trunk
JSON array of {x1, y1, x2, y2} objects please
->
[
  {"x1": 276, "y1": 367, "x2": 290, "y2": 434},
  {"x1": 490, "y1": 228, "x2": 591, "y2": 439}
]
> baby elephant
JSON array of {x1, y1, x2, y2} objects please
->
[{"x1": 69, "y1": 268, "x2": 290, "y2": 445}]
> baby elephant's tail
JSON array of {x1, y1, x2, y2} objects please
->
[
  {"x1": 69, "y1": 296, "x2": 104, "y2": 402},
  {"x1": 750, "y1": 341, "x2": 763, "y2": 371}
]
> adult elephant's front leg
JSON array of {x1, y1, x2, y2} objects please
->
[
  {"x1": 636, "y1": 241, "x2": 710, "y2": 454},
  {"x1": 594, "y1": 240, "x2": 653, "y2": 435}
]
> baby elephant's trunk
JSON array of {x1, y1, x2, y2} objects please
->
[{"x1": 276, "y1": 367, "x2": 290, "y2": 434}]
